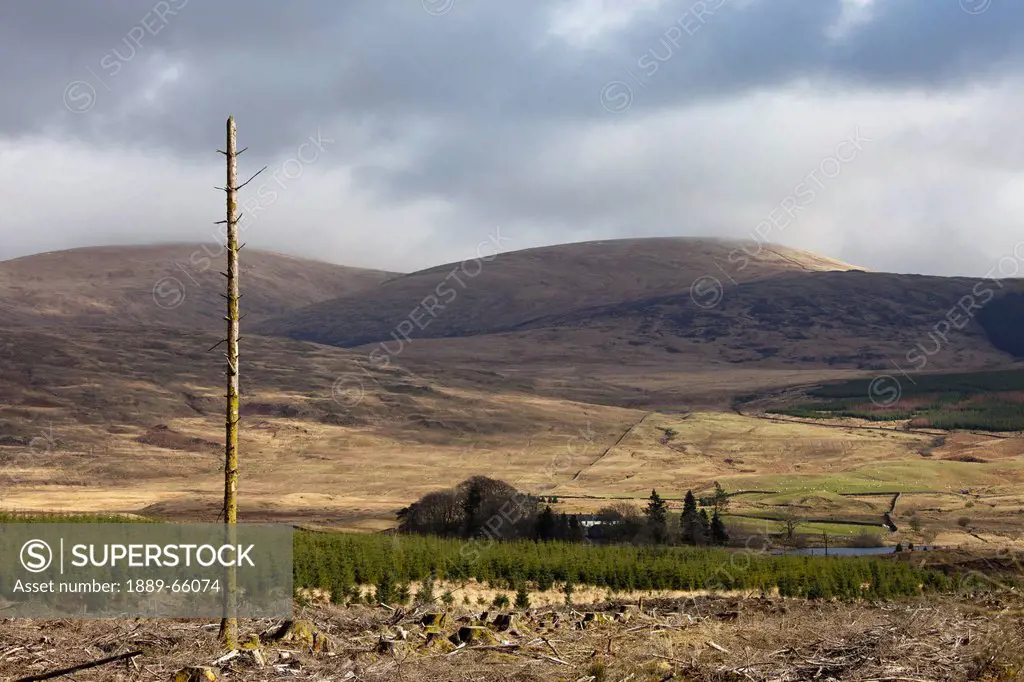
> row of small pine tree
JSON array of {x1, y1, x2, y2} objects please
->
[{"x1": 293, "y1": 530, "x2": 961, "y2": 600}]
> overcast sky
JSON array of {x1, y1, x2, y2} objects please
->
[{"x1": 1, "y1": 0, "x2": 1022, "y2": 276}]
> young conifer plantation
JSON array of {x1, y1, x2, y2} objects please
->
[{"x1": 293, "y1": 531, "x2": 960, "y2": 602}]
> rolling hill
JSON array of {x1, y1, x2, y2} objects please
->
[
  {"x1": 495, "y1": 269, "x2": 1024, "y2": 368},
  {"x1": 3, "y1": 237, "x2": 1024, "y2": 542},
  {"x1": 251, "y1": 237, "x2": 1023, "y2": 385},
  {"x1": 0, "y1": 324, "x2": 639, "y2": 525},
  {"x1": 2, "y1": 323, "x2": 1023, "y2": 544},
  {"x1": 254, "y1": 237, "x2": 863, "y2": 346},
  {"x1": 0, "y1": 243, "x2": 398, "y2": 328}
]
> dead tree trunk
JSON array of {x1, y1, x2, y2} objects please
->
[
  {"x1": 213, "y1": 117, "x2": 265, "y2": 649},
  {"x1": 219, "y1": 115, "x2": 240, "y2": 648}
]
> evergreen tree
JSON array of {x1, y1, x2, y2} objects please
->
[
  {"x1": 680, "y1": 490, "x2": 701, "y2": 544},
  {"x1": 514, "y1": 583, "x2": 531, "y2": 609},
  {"x1": 688, "y1": 509, "x2": 710, "y2": 546},
  {"x1": 557, "y1": 513, "x2": 571, "y2": 541},
  {"x1": 710, "y1": 511, "x2": 729, "y2": 545},
  {"x1": 537, "y1": 568, "x2": 554, "y2": 592},
  {"x1": 568, "y1": 515, "x2": 585, "y2": 542},
  {"x1": 375, "y1": 572, "x2": 394, "y2": 605},
  {"x1": 415, "y1": 572, "x2": 436, "y2": 605},
  {"x1": 710, "y1": 482, "x2": 730, "y2": 512},
  {"x1": 682, "y1": 490, "x2": 698, "y2": 517},
  {"x1": 644, "y1": 489, "x2": 669, "y2": 543},
  {"x1": 535, "y1": 506, "x2": 556, "y2": 541}
]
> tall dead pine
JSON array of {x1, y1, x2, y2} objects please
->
[
  {"x1": 218, "y1": 115, "x2": 241, "y2": 648},
  {"x1": 213, "y1": 116, "x2": 264, "y2": 649}
]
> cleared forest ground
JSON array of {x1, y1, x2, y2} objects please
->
[{"x1": 4, "y1": 592, "x2": 1024, "y2": 681}]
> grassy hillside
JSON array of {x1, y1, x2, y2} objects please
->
[
  {"x1": 255, "y1": 237, "x2": 862, "y2": 346},
  {"x1": 0, "y1": 243, "x2": 397, "y2": 328}
]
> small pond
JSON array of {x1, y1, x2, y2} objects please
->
[
  {"x1": 783, "y1": 546, "x2": 895, "y2": 556},
  {"x1": 779, "y1": 546, "x2": 939, "y2": 556}
]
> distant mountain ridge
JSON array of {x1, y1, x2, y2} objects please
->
[
  {"x1": 5, "y1": 237, "x2": 1022, "y2": 373},
  {"x1": 254, "y1": 237, "x2": 864, "y2": 347},
  {"x1": 0, "y1": 243, "x2": 398, "y2": 329}
]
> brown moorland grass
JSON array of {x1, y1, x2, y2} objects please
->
[{"x1": 3, "y1": 325, "x2": 1024, "y2": 542}]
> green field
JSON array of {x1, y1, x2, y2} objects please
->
[
  {"x1": 723, "y1": 514, "x2": 883, "y2": 539},
  {"x1": 724, "y1": 459, "x2": 1018, "y2": 495}
]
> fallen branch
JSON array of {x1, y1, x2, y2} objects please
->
[
  {"x1": 542, "y1": 637, "x2": 565, "y2": 659},
  {"x1": 15, "y1": 650, "x2": 143, "y2": 682},
  {"x1": 462, "y1": 644, "x2": 521, "y2": 652},
  {"x1": 707, "y1": 640, "x2": 730, "y2": 654}
]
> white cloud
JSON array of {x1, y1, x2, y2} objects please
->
[
  {"x1": 545, "y1": 0, "x2": 669, "y2": 48},
  {"x1": 827, "y1": 0, "x2": 879, "y2": 42},
  {"x1": 0, "y1": 134, "x2": 449, "y2": 272}
]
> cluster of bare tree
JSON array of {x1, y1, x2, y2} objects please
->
[
  {"x1": 397, "y1": 478, "x2": 591, "y2": 543},
  {"x1": 396, "y1": 476, "x2": 542, "y2": 540}
]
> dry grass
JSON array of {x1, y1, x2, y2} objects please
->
[
  {"x1": 3, "y1": 593, "x2": 1024, "y2": 680},
  {"x1": 0, "y1": 325, "x2": 639, "y2": 527},
  {"x1": 299, "y1": 579, "x2": 761, "y2": 610},
  {"x1": 3, "y1": 325, "x2": 1024, "y2": 541}
]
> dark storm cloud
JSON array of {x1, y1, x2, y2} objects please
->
[
  {"x1": 1, "y1": 0, "x2": 1020, "y2": 158},
  {"x1": 0, "y1": 1, "x2": 557, "y2": 158},
  {"x1": 1, "y1": 1, "x2": 1022, "y2": 275}
]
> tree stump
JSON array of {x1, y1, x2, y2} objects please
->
[
  {"x1": 266, "y1": 619, "x2": 334, "y2": 652},
  {"x1": 420, "y1": 612, "x2": 450, "y2": 629},
  {"x1": 449, "y1": 625, "x2": 499, "y2": 646},
  {"x1": 491, "y1": 613, "x2": 515, "y2": 631},
  {"x1": 173, "y1": 667, "x2": 216, "y2": 682}
]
